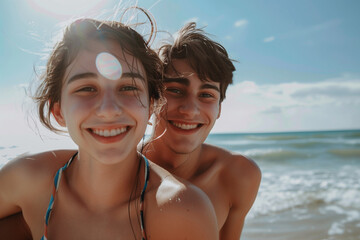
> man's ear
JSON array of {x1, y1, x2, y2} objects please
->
[
  {"x1": 52, "y1": 102, "x2": 66, "y2": 127},
  {"x1": 217, "y1": 103, "x2": 222, "y2": 119}
]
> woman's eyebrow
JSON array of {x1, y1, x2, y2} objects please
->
[
  {"x1": 122, "y1": 72, "x2": 146, "y2": 81},
  {"x1": 66, "y1": 72, "x2": 146, "y2": 84},
  {"x1": 66, "y1": 72, "x2": 97, "y2": 85}
]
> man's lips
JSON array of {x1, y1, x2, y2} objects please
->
[{"x1": 169, "y1": 120, "x2": 203, "y2": 130}]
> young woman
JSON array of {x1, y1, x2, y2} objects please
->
[{"x1": 0, "y1": 17, "x2": 218, "y2": 240}]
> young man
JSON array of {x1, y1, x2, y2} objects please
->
[
  {"x1": 144, "y1": 22, "x2": 261, "y2": 239},
  {"x1": 0, "y1": 22, "x2": 260, "y2": 240}
]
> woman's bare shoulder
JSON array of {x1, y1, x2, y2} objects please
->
[
  {"x1": 1, "y1": 149, "x2": 76, "y2": 176},
  {"x1": 0, "y1": 150, "x2": 76, "y2": 209}
]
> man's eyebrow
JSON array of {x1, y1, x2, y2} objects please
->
[
  {"x1": 67, "y1": 72, "x2": 97, "y2": 85},
  {"x1": 163, "y1": 77, "x2": 190, "y2": 86},
  {"x1": 122, "y1": 72, "x2": 146, "y2": 81},
  {"x1": 200, "y1": 83, "x2": 220, "y2": 92}
]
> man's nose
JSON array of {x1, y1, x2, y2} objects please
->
[{"x1": 178, "y1": 96, "x2": 200, "y2": 118}]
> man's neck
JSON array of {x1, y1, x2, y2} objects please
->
[{"x1": 144, "y1": 139, "x2": 203, "y2": 180}]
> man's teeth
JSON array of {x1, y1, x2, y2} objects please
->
[
  {"x1": 171, "y1": 121, "x2": 198, "y2": 130},
  {"x1": 93, "y1": 128, "x2": 127, "y2": 137}
]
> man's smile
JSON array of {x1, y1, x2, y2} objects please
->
[{"x1": 169, "y1": 120, "x2": 203, "y2": 130}]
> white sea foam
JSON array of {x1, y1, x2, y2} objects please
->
[
  {"x1": 328, "y1": 221, "x2": 345, "y2": 235},
  {"x1": 247, "y1": 166, "x2": 360, "y2": 219}
]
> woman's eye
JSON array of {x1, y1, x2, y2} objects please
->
[
  {"x1": 120, "y1": 86, "x2": 138, "y2": 91},
  {"x1": 76, "y1": 86, "x2": 96, "y2": 92}
]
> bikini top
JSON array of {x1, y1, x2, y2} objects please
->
[{"x1": 41, "y1": 152, "x2": 150, "y2": 240}]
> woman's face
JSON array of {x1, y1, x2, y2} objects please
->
[{"x1": 52, "y1": 39, "x2": 151, "y2": 163}]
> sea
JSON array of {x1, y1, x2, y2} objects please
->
[
  {"x1": 1, "y1": 129, "x2": 360, "y2": 240},
  {"x1": 205, "y1": 129, "x2": 360, "y2": 240}
]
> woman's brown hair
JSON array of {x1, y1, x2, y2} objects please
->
[{"x1": 34, "y1": 15, "x2": 164, "y2": 133}]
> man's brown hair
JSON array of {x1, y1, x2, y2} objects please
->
[{"x1": 159, "y1": 22, "x2": 235, "y2": 102}]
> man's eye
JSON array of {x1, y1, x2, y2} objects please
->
[
  {"x1": 200, "y1": 93, "x2": 214, "y2": 98},
  {"x1": 166, "y1": 88, "x2": 182, "y2": 94}
]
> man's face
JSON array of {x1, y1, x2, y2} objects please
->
[{"x1": 155, "y1": 59, "x2": 221, "y2": 154}]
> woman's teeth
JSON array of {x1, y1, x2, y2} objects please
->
[{"x1": 93, "y1": 127, "x2": 127, "y2": 137}]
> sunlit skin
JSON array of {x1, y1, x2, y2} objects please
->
[
  {"x1": 0, "y1": 40, "x2": 218, "y2": 240},
  {"x1": 0, "y1": 59, "x2": 259, "y2": 240}
]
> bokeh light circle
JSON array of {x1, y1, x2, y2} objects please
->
[{"x1": 95, "y1": 52, "x2": 122, "y2": 80}]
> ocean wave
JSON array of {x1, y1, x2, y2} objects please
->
[
  {"x1": 245, "y1": 135, "x2": 301, "y2": 141},
  {"x1": 241, "y1": 148, "x2": 305, "y2": 161},
  {"x1": 290, "y1": 141, "x2": 328, "y2": 149},
  {"x1": 344, "y1": 132, "x2": 360, "y2": 138},
  {"x1": 329, "y1": 149, "x2": 360, "y2": 158},
  {"x1": 290, "y1": 139, "x2": 360, "y2": 149}
]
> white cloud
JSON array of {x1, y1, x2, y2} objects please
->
[
  {"x1": 234, "y1": 19, "x2": 248, "y2": 28},
  {"x1": 213, "y1": 77, "x2": 360, "y2": 133},
  {"x1": 264, "y1": 36, "x2": 275, "y2": 43}
]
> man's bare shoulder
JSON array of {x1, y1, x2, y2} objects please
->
[
  {"x1": 202, "y1": 143, "x2": 261, "y2": 180},
  {"x1": 147, "y1": 162, "x2": 218, "y2": 240},
  {"x1": 202, "y1": 143, "x2": 261, "y2": 206}
]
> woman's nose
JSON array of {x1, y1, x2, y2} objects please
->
[{"x1": 96, "y1": 91, "x2": 122, "y2": 119}]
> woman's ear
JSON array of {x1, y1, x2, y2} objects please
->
[{"x1": 51, "y1": 102, "x2": 66, "y2": 127}]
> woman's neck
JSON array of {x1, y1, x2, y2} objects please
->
[{"x1": 63, "y1": 149, "x2": 143, "y2": 211}]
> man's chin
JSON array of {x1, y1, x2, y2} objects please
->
[{"x1": 169, "y1": 144, "x2": 199, "y2": 155}]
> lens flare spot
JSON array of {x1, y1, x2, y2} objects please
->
[{"x1": 95, "y1": 52, "x2": 122, "y2": 80}]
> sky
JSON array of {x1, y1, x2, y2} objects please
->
[{"x1": 0, "y1": 0, "x2": 360, "y2": 149}]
